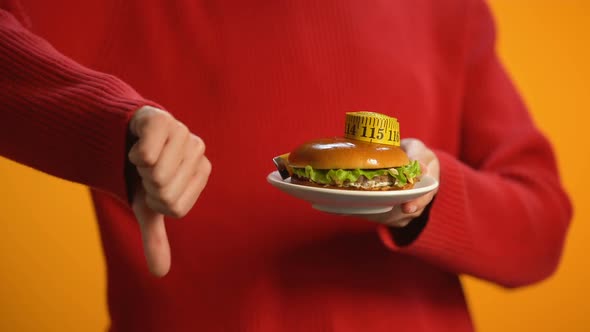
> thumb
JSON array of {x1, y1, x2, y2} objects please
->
[
  {"x1": 418, "y1": 161, "x2": 429, "y2": 176},
  {"x1": 132, "y1": 188, "x2": 171, "y2": 277}
]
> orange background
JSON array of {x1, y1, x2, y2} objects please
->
[{"x1": 0, "y1": 1, "x2": 588, "y2": 331}]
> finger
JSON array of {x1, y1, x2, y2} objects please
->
[
  {"x1": 130, "y1": 106, "x2": 168, "y2": 137},
  {"x1": 418, "y1": 161, "x2": 428, "y2": 175},
  {"x1": 132, "y1": 189, "x2": 171, "y2": 277},
  {"x1": 384, "y1": 216, "x2": 414, "y2": 228},
  {"x1": 149, "y1": 124, "x2": 189, "y2": 187},
  {"x1": 135, "y1": 134, "x2": 204, "y2": 183},
  {"x1": 356, "y1": 205, "x2": 415, "y2": 228},
  {"x1": 138, "y1": 152, "x2": 199, "y2": 204},
  {"x1": 346, "y1": 202, "x2": 422, "y2": 228},
  {"x1": 128, "y1": 118, "x2": 170, "y2": 167},
  {"x1": 401, "y1": 191, "x2": 436, "y2": 214},
  {"x1": 145, "y1": 193, "x2": 174, "y2": 216},
  {"x1": 357, "y1": 204, "x2": 403, "y2": 224},
  {"x1": 142, "y1": 154, "x2": 197, "y2": 213},
  {"x1": 144, "y1": 157, "x2": 211, "y2": 218},
  {"x1": 154, "y1": 144, "x2": 203, "y2": 204},
  {"x1": 425, "y1": 155, "x2": 440, "y2": 180},
  {"x1": 400, "y1": 138, "x2": 425, "y2": 158},
  {"x1": 174, "y1": 157, "x2": 212, "y2": 214}
]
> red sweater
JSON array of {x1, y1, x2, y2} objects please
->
[{"x1": 0, "y1": 1, "x2": 572, "y2": 331}]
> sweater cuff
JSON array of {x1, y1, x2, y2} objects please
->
[
  {"x1": 0, "y1": 9, "x2": 161, "y2": 204},
  {"x1": 91, "y1": 97, "x2": 144, "y2": 204},
  {"x1": 378, "y1": 150, "x2": 474, "y2": 268}
]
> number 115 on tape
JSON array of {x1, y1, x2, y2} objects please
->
[{"x1": 344, "y1": 112, "x2": 400, "y2": 146}]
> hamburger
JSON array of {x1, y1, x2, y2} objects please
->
[{"x1": 287, "y1": 137, "x2": 421, "y2": 191}]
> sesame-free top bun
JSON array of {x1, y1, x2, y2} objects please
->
[{"x1": 288, "y1": 137, "x2": 409, "y2": 169}]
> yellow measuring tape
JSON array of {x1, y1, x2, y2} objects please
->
[{"x1": 344, "y1": 111, "x2": 400, "y2": 146}]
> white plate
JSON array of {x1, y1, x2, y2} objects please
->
[{"x1": 267, "y1": 171, "x2": 439, "y2": 214}]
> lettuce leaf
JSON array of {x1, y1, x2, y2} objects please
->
[{"x1": 292, "y1": 160, "x2": 421, "y2": 187}]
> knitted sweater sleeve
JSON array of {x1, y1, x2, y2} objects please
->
[
  {"x1": 378, "y1": 0, "x2": 572, "y2": 287},
  {"x1": 0, "y1": 7, "x2": 151, "y2": 203}
]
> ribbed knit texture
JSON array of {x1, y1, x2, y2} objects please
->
[
  {"x1": 0, "y1": 8, "x2": 150, "y2": 202},
  {"x1": 1, "y1": 1, "x2": 572, "y2": 331}
]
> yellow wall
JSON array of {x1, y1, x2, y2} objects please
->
[
  {"x1": 463, "y1": 1, "x2": 590, "y2": 331},
  {"x1": 0, "y1": 1, "x2": 588, "y2": 331}
]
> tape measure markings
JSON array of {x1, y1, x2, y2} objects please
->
[{"x1": 344, "y1": 111, "x2": 400, "y2": 146}]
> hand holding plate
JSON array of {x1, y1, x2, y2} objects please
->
[{"x1": 356, "y1": 138, "x2": 440, "y2": 227}]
